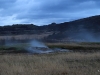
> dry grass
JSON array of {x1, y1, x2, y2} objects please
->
[
  {"x1": 0, "y1": 33, "x2": 52, "y2": 40},
  {"x1": 46, "y1": 43, "x2": 100, "y2": 51},
  {"x1": 0, "y1": 52, "x2": 100, "y2": 75}
]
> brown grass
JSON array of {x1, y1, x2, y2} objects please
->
[
  {"x1": 0, "y1": 33, "x2": 52, "y2": 40},
  {"x1": 46, "y1": 43, "x2": 100, "y2": 51},
  {"x1": 0, "y1": 52, "x2": 100, "y2": 75}
]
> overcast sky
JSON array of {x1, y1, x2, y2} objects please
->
[{"x1": 0, "y1": 0, "x2": 100, "y2": 26}]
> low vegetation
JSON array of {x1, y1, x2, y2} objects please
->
[
  {"x1": 0, "y1": 52, "x2": 100, "y2": 75},
  {"x1": 0, "y1": 42, "x2": 100, "y2": 75},
  {"x1": 47, "y1": 42, "x2": 100, "y2": 52},
  {"x1": 0, "y1": 43, "x2": 28, "y2": 54},
  {"x1": 0, "y1": 42, "x2": 100, "y2": 54}
]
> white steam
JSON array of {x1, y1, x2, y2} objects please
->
[
  {"x1": 29, "y1": 40, "x2": 47, "y2": 48},
  {"x1": 27, "y1": 40, "x2": 53, "y2": 54},
  {"x1": 0, "y1": 39, "x2": 69, "y2": 54},
  {"x1": 27, "y1": 40, "x2": 69, "y2": 54}
]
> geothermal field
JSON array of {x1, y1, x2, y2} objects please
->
[
  {"x1": 0, "y1": 40, "x2": 100, "y2": 75},
  {"x1": 0, "y1": 0, "x2": 100, "y2": 75}
]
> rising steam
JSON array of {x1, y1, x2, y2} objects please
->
[
  {"x1": 0, "y1": 39, "x2": 69, "y2": 54},
  {"x1": 69, "y1": 25, "x2": 100, "y2": 42},
  {"x1": 27, "y1": 40, "x2": 69, "y2": 54},
  {"x1": 26, "y1": 40, "x2": 53, "y2": 54}
]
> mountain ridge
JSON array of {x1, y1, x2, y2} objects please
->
[{"x1": 0, "y1": 15, "x2": 100, "y2": 42}]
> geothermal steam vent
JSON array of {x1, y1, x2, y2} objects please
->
[
  {"x1": 27, "y1": 40, "x2": 53, "y2": 54},
  {"x1": 27, "y1": 40, "x2": 69, "y2": 54}
]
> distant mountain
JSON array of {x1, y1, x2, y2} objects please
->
[{"x1": 0, "y1": 15, "x2": 100, "y2": 42}]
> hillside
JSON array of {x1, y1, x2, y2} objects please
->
[{"x1": 0, "y1": 15, "x2": 100, "y2": 42}]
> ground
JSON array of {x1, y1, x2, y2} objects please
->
[{"x1": 0, "y1": 52, "x2": 100, "y2": 75}]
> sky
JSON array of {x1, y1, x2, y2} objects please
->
[{"x1": 0, "y1": 0, "x2": 100, "y2": 26}]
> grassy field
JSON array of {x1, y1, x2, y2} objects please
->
[
  {"x1": 46, "y1": 42, "x2": 100, "y2": 52},
  {"x1": 0, "y1": 52, "x2": 100, "y2": 75},
  {"x1": 0, "y1": 42, "x2": 100, "y2": 75},
  {"x1": 0, "y1": 42, "x2": 100, "y2": 54}
]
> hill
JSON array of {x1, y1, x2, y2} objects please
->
[{"x1": 0, "y1": 15, "x2": 100, "y2": 42}]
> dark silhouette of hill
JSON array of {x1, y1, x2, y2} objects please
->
[
  {"x1": 0, "y1": 15, "x2": 100, "y2": 42},
  {"x1": 43, "y1": 15, "x2": 100, "y2": 42}
]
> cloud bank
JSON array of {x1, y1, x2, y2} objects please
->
[{"x1": 0, "y1": 0, "x2": 100, "y2": 26}]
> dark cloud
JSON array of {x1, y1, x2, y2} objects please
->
[
  {"x1": 0, "y1": 0, "x2": 100, "y2": 25},
  {"x1": 0, "y1": 0, "x2": 15, "y2": 8}
]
